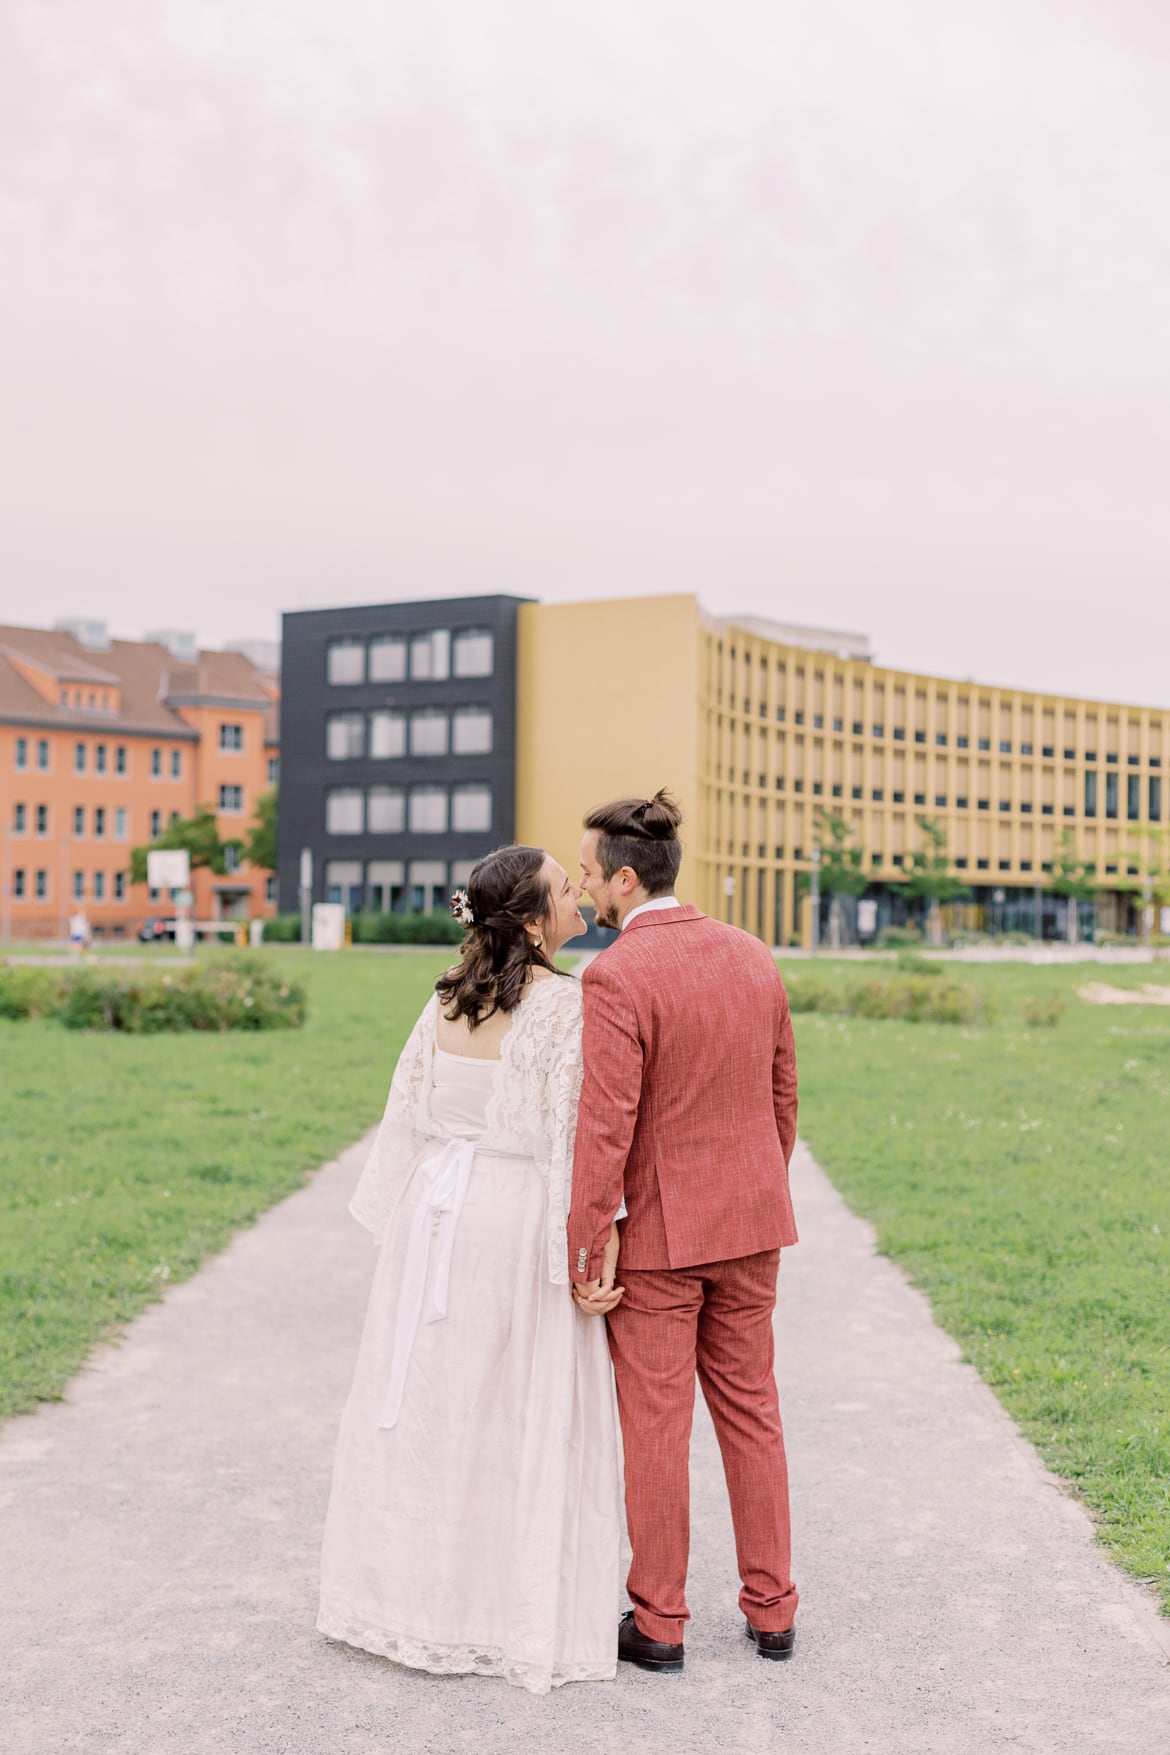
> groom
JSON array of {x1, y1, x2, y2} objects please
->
[{"x1": 569, "y1": 789, "x2": 800, "y2": 1674}]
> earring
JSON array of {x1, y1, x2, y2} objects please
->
[{"x1": 534, "y1": 934, "x2": 544, "y2": 950}]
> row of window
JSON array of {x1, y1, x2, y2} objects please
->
[
  {"x1": 724, "y1": 844, "x2": 1148, "y2": 879},
  {"x1": 10, "y1": 869, "x2": 128, "y2": 902},
  {"x1": 326, "y1": 707, "x2": 493, "y2": 761},
  {"x1": 327, "y1": 628, "x2": 495, "y2": 688},
  {"x1": 725, "y1": 711, "x2": 1166, "y2": 766},
  {"x1": 323, "y1": 857, "x2": 476, "y2": 913},
  {"x1": 9, "y1": 787, "x2": 248, "y2": 840},
  {"x1": 326, "y1": 784, "x2": 493, "y2": 837},
  {"x1": 731, "y1": 773, "x2": 1165, "y2": 821},
  {"x1": 12, "y1": 732, "x2": 269, "y2": 774}
]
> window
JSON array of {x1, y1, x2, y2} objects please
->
[
  {"x1": 94, "y1": 807, "x2": 106, "y2": 839},
  {"x1": 326, "y1": 712, "x2": 365, "y2": 760},
  {"x1": 369, "y1": 711, "x2": 406, "y2": 759},
  {"x1": 115, "y1": 808, "x2": 127, "y2": 840},
  {"x1": 368, "y1": 787, "x2": 406, "y2": 832},
  {"x1": 326, "y1": 788, "x2": 364, "y2": 834},
  {"x1": 872, "y1": 724, "x2": 884, "y2": 739},
  {"x1": 171, "y1": 749, "x2": 182, "y2": 778},
  {"x1": 327, "y1": 640, "x2": 365, "y2": 685},
  {"x1": 410, "y1": 630, "x2": 450, "y2": 681},
  {"x1": 1127, "y1": 775, "x2": 1141, "y2": 821},
  {"x1": 223, "y1": 844, "x2": 241, "y2": 873},
  {"x1": 94, "y1": 743, "x2": 106, "y2": 774},
  {"x1": 410, "y1": 711, "x2": 449, "y2": 756},
  {"x1": 998, "y1": 800, "x2": 1010, "y2": 813},
  {"x1": 15, "y1": 737, "x2": 27, "y2": 769},
  {"x1": 368, "y1": 636, "x2": 407, "y2": 682},
  {"x1": 37, "y1": 739, "x2": 49, "y2": 770},
  {"x1": 956, "y1": 735, "x2": 968, "y2": 750},
  {"x1": 452, "y1": 708, "x2": 493, "y2": 755},
  {"x1": 453, "y1": 630, "x2": 494, "y2": 677},
  {"x1": 999, "y1": 741, "x2": 1012, "y2": 754},
  {"x1": 115, "y1": 745, "x2": 127, "y2": 775},
  {"x1": 1151, "y1": 776, "x2": 1163, "y2": 822},
  {"x1": 265, "y1": 874, "x2": 276, "y2": 905},
  {"x1": 1105, "y1": 772, "x2": 1118, "y2": 820},
  {"x1": 151, "y1": 748, "x2": 162, "y2": 778},
  {"x1": 73, "y1": 871, "x2": 84, "y2": 901},
  {"x1": 73, "y1": 806, "x2": 85, "y2": 837},
  {"x1": 219, "y1": 724, "x2": 244, "y2": 753},
  {"x1": 74, "y1": 742, "x2": 86, "y2": 773},
  {"x1": 35, "y1": 869, "x2": 48, "y2": 898},
  {"x1": 408, "y1": 787, "x2": 448, "y2": 833},
  {"x1": 114, "y1": 872, "x2": 126, "y2": 901},
  {"x1": 451, "y1": 784, "x2": 492, "y2": 833},
  {"x1": 1021, "y1": 743, "x2": 1033, "y2": 756},
  {"x1": 94, "y1": 871, "x2": 105, "y2": 901},
  {"x1": 218, "y1": 784, "x2": 244, "y2": 813},
  {"x1": 935, "y1": 795, "x2": 947, "y2": 808},
  {"x1": 267, "y1": 755, "x2": 279, "y2": 785},
  {"x1": 13, "y1": 802, "x2": 26, "y2": 833},
  {"x1": 13, "y1": 868, "x2": 25, "y2": 899},
  {"x1": 169, "y1": 810, "x2": 180, "y2": 825},
  {"x1": 956, "y1": 796, "x2": 968, "y2": 809},
  {"x1": 1084, "y1": 772, "x2": 1098, "y2": 818},
  {"x1": 893, "y1": 727, "x2": 905, "y2": 742},
  {"x1": 150, "y1": 809, "x2": 162, "y2": 838}
]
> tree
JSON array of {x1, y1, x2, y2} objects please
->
[
  {"x1": 244, "y1": 789, "x2": 278, "y2": 873},
  {"x1": 1047, "y1": 830, "x2": 1096, "y2": 946},
  {"x1": 813, "y1": 811, "x2": 870, "y2": 948},
  {"x1": 902, "y1": 817, "x2": 969, "y2": 946},
  {"x1": 1115, "y1": 828, "x2": 1170, "y2": 943},
  {"x1": 129, "y1": 804, "x2": 226, "y2": 886}
]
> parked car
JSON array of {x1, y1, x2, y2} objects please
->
[{"x1": 136, "y1": 916, "x2": 177, "y2": 942}]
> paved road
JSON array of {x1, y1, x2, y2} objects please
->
[{"x1": 3, "y1": 1140, "x2": 1167, "y2": 1755}]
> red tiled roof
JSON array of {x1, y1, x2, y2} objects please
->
[{"x1": 0, "y1": 624, "x2": 279, "y2": 735}]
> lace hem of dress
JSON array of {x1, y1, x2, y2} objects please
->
[{"x1": 317, "y1": 1608, "x2": 615, "y2": 1694}]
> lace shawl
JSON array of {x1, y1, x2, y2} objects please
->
[{"x1": 348, "y1": 976, "x2": 584, "y2": 1285}]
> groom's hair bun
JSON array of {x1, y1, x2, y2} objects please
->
[{"x1": 583, "y1": 788, "x2": 683, "y2": 894}]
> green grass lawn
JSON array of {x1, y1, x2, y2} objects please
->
[
  {"x1": 3, "y1": 947, "x2": 1168, "y2": 1612},
  {"x1": 790, "y1": 958, "x2": 1170, "y2": 1610},
  {"x1": 0, "y1": 948, "x2": 449, "y2": 1419}
]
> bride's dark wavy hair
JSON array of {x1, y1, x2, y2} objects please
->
[{"x1": 435, "y1": 844, "x2": 566, "y2": 1027}]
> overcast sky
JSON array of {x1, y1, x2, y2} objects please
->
[{"x1": 1, "y1": 1, "x2": 1167, "y2": 705}]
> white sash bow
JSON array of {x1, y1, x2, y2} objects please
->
[{"x1": 378, "y1": 1137, "x2": 476, "y2": 1430}]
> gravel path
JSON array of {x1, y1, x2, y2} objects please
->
[{"x1": 2, "y1": 1138, "x2": 1167, "y2": 1755}]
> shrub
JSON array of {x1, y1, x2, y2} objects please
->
[
  {"x1": 0, "y1": 966, "x2": 60, "y2": 1020},
  {"x1": 350, "y1": 910, "x2": 464, "y2": 946},
  {"x1": 48, "y1": 954, "x2": 308, "y2": 1033},
  {"x1": 262, "y1": 913, "x2": 303, "y2": 942},
  {"x1": 876, "y1": 924, "x2": 922, "y2": 949},
  {"x1": 784, "y1": 972, "x2": 992, "y2": 1026},
  {"x1": 1023, "y1": 993, "x2": 1066, "y2": 1028}
]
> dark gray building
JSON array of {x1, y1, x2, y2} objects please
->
[{"x1": 278, "y1": 596, "x2": 529, "y2": 916}]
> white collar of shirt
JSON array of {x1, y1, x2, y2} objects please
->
[{"x1": 621, "y1": 896, "x2": 681, "y2": 930}]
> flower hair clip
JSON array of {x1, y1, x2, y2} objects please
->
[{"x1": 450, "y1": 888, "x2": 475, "y2": 927}]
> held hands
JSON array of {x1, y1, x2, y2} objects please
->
[{"x1": 571, "y1": 1222, "x2": 624, "y2": 1317}]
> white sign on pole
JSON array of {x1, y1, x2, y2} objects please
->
[
  {"x1": 148, "y1": 849, "x2": 190, "y2": 891},
  {"x1": 723, "y1": 876, "x2": 736, "y2": 897},
  {"x1": 857, "y1": 898, "x2": 878, "y2": 936}
]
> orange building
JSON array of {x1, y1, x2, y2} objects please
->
[{"x1": 0, "y1": 621, "x2": 279, "y2": 942}]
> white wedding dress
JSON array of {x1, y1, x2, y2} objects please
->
[{"x1": 317, "y1": 975, "x2": 622, "y2": 1694}]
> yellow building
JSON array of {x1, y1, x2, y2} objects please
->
[{"x1": 517, "y1": 595, "x2": 1168, "y2": 945}]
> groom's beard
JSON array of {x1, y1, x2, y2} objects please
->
[{"x1": 591, "y1": 898, "x2": 621, "y2": 930}]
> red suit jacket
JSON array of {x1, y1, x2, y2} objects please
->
[{"x1": 568, "y1": 905, "x2": 799, "y2": 1283}]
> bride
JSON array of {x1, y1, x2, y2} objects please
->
[{"x1": 317, "y1": 843, "x2": 624, "y2": 1694}]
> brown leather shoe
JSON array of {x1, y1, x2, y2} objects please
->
[
  {"x1": 745, "y1": 1617, "x2": 796, "y2": 1661},
  {"x1": 618, "y1": 1610, "x2": 685, "y2": 1673}
]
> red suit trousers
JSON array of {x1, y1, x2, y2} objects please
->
[{"x1": 606, "y1": 1248, "x2": 798, "y2": 1644}]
